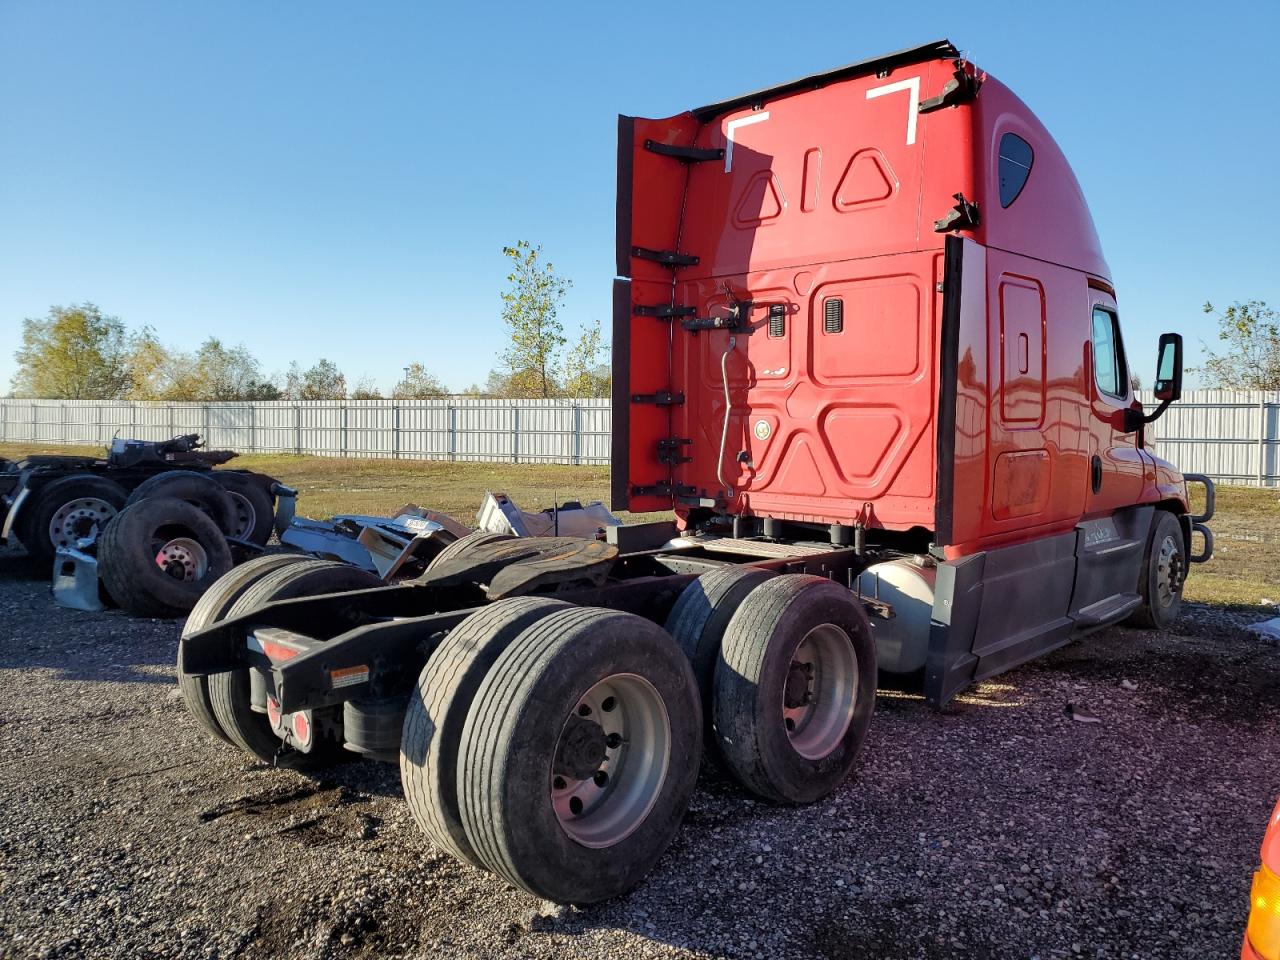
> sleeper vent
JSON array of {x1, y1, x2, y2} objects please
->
[
  {"x1": 768, "y1": 304, "x2": 786, "y2": 338},
  {"x1": 824, "y1": 298, "x2": 844, "y2": 334}
]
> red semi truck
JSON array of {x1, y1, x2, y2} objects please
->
[{"x1": 180, "y1": 39, "x2": 1213, "y2": 903}]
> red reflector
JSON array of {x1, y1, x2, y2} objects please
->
[
  {"x1": 291, "y1": 712, "x2": 311, "y2": 745},
  {"x1": 260, "y1": 640, "x2": 300, "y2": 662}
]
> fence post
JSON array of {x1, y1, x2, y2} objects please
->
[
  {"x1": 341, "y1": 403, "x2": 348, "y2": 457},
  {"x1": 448, "y1": 404, "x2": 457, "y2": 461},
  {"x1": 1262, "y1": 397, "x2": 1269, "y2": 487},
  {"x1": 294, "y1": 405, "x2": 302, "y2": 454},
  {"x1": 512, "y1": 405, "x2": 520, "y2": 464},
  {"x1": 393, "y1": 400, "x2": 401, "y2": 459},
  {"x1": 167, "y1": 404, "x2": 175, "y2": 439},
  {"x1": 203, "y1": 404, "x2": 210, "y2": 444},
  {"x1": 573, "y1": 403, "x2": 582, "y2": 466},
  {"x1": 249, "y1": 403, "x2": 257, "y2": 453}
]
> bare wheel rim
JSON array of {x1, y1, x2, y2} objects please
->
[
  {"x1": 226, "y1": 491, "x2": 256, "y2": 540},
  {"x1": 1155, "y1": 534, "x2": 1183, "y2": 607},
  {"x1": 550, "y1": 672, "x2": 670, "y2": 849},
  {"x1": 154, "y1": 537, "x2": 209, "y2": 581},
  {"x1": 783, "y1": 623, "x2": 859, "y2": 761},
  {"x1": 48, "y1": 497, "x2": 117, "y2": 549}
]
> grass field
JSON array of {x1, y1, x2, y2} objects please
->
[{"x1": 3, "y1": 441, "x2": 1276, "y2": 608}]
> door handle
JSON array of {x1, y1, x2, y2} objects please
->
[{"x1": 1091, "y1": 455, "x2": 1103, "y2": 494}]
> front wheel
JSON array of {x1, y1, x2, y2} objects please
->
[{"x1": 1125, "y1": 510, "x2": 1186, "y2": 630}]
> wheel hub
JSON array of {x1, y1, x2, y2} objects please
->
[
  {"x1": 550, "y1": 673, "x2": 671, "y2": 849},
  {"x1": 783, "y1": 623, "x2": 860, "y2": 761},
  {"x1": 1155, "y1": 535, "x2": 1184, "y2": 606},
  {"x1": 784, "y1": 661, "x2": 814, "y2": 709},
  {"x1": 48, "y1": 497, "x2": 117, "y2": 550},
  {"x1": 154, "y1": 537, "x2": 209, "y2": 582},
  {"x1": 553, "y1": 713, "x2": 608, "y2": 781}
]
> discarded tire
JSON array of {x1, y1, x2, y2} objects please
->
[
  {"x1": 124, "y1": 470, "x2": 238, "y2": 537},
  {"x1": 208, "y1": 560, "x2": 383, "y2": 769},
  {"x1": 177, "y1": 552, "x2": 311, "y2": 744},
  {"x1": 211, "y1": 472, "x2": 275, "y2": 545},
  {"x1": 665, "y1": 566, "x2": 777, "y2": 727},
  {"x1": 98, "y1": 497, "x2": 234, "y2": 618},
  {"x1": 19, "y1": 473, "x2": 128, "y2": 571},
  {"x1": 401, "y1": 596, "x2": 570, "y2": 869},
  {"x1": 1126, "y1": 510, "x2": 1186, "y2": 630},
  {"x1": 426, "y1": 530, "x2": 512, "y2": 571},
  {"x1": 458, "y1": 606, "x2": 701, "y2": 904},
  {"x1": 713, "y1": 574, "x2": 876, "y2": 805}
]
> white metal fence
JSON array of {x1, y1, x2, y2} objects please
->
[
  {"x1": 1140, "y1": 390, "x2": 1280, "y2": 487},
  {"x1": 0, "y1": 398, "x2": 612, "y2": 465},
  {"x1": 0, "y1": 392, "x2": 1276, "y2": 484}
]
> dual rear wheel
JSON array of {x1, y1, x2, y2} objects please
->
[{"x1": 400, "y1": 569, "x2": 875, "y2": 903}]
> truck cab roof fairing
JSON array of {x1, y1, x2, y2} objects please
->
[{"x1": 690, "y1": 40, "x2": 960, "y2": 123}]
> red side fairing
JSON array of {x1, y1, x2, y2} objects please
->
[{"x1": 618, "y1": 56, "x2": 972, "y2": 531}]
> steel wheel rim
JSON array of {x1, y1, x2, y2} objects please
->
[
  {"x1": 48, "y1": 497, "x2": 117, "y2": 549},
  {"x1": 783, "y1": 624, "x2": 858, "y2": 761},
  {"x1": 226, "y1": 491, "x2": 256, "y2": 540},
  {"x1": 154, "y1": 537, "x2": 209, "y2": 581},
  {"x1": 550, "y1": 672, "x2": 670, "y2": 849},
  {"x1": 1155, "y1": 534, "x2": 1183, "y2": 607}
]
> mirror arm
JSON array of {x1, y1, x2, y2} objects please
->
[{"x1": 1142, "y1": 398, "x2": 1173, "y2": 424}]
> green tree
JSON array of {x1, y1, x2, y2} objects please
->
[
  {"x1": 1199, "y1": 300, "x2": 1280, "y2": 389},
  {"x1": 497, "y1": 241, "x2": 570, "y2": 398},
  {"x1": 392, "y1": 362, "x2": 449, "y2": 399},
  {"x1": 562, "y1": 316, "x2": 610, "y2": 397},
  {"x1": 283, "y1": 359, "x2": 347, "y2": 400},
  {"x1": 180, "y1": 338, "x2": 277, "y2": 400},
  {"x1": 11, "y1": 303, "x2": 136, "y2": 399}
]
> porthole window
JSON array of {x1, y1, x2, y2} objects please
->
[{"x1": 998, "y1": 133, "x2": 1034, "y2": 208}]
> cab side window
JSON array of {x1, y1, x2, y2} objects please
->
[{"x1": 1091, "y1": 306, "x2": 1129, "y2": 399}]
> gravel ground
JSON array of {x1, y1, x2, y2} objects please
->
[{"x1": 1, "y1": 544, "x2": 1278, "y2": 960}]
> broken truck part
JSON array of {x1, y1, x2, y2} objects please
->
[
  {"x1": 0, "y1": 434, "x2": 280, "y2": 572},
  {"x1": 178, "y1": 40, "x2": 1214, "y2": 904}
]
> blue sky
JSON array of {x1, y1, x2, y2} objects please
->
[{"x1": 1, "y1": 1, "x2": 1276, "y2": 393}]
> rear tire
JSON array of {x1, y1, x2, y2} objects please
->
[
  {"x1": 212, "y1": 472, "x2": 275, "y2": 545},
  {"x1": 207, "y1": 560, "x2": 384, "y2": 768},
  {"x1": 1125, "y1": 510, "x2": 1186, "y2": 629},
  {"x1": 665, "y1": 567, "x2": 777, "y2": 729},
  {"x1": 400, "y1": 596, "x2": 570, "y2": 869},
  {"x1": 177, "y1": 552, "x2": 311, "y2": 743},
  {"x1": 99, "y1": 497, "x2": 233, "y2": 618},
  {"x1": 19, "y1": 474, "x2": 127, "y2": 571},
  {"x1": 125, "y1": 470, "x2": 238, "y2": 537},
  {"x1": 713, "y1": 575, "x2": 876, "y2": 805},
  {"x1": 458, "y1": 607, "x2": 701, "y2": 904}
]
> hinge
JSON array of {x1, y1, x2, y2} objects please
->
[
  {"x1": 634, "y1": 303, "x2": 697, "y2": 320},
  {"x1": 631, "y1": 391, "x2": 685, "y2": 406},
  {"x1": 644, "y1": 140, "x2": 725, "y2": 163},
  {"x1": 633, "y1": 482, "x2": 698, "y2": 499},
  {"x1": 657, "y1": 437, "x2": 693, "y2": 465},
  {"x1": 631, "y1": 246, "x2": 699, "y2": 267},
  {"x1": 918, "y1": 66, "x2": 982, "y2": 114},
  {"x1": 933, "y1": 193, "x2": 981, "y2": 232}
]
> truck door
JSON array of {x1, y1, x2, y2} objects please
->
[{"x1": 1084, "y1": 291, "x2": 1147, "y2": 515}]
